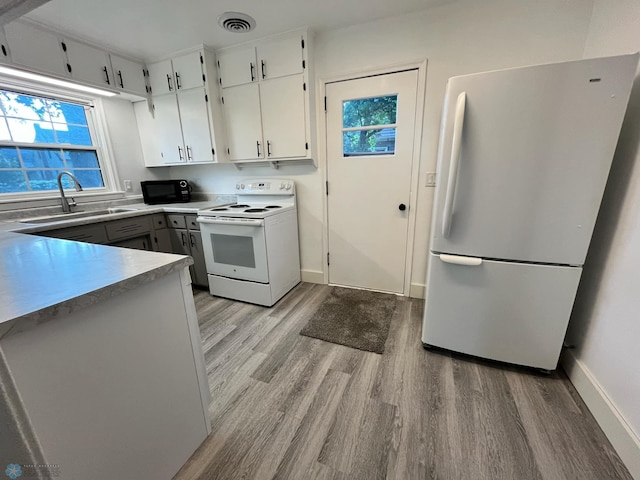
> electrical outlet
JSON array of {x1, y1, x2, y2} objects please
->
[
  {"x1": 124, "y1": 180, "x2": 133, "y2": 192},
  {"x1": 426, "y1": 172, "x2": 436, "y2": 187}
]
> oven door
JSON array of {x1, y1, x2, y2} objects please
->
[{"x1": 197, "y1": 217, "x2": 269, "y2": 283}]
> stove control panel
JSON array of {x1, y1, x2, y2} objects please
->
[{"x1": 235, "y1": 179, "x2": 294, "y2": 194}]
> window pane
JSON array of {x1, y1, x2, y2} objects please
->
[
  {"x1": 0, "y1": 147, "x2": 20, "y2": 168},
  {"x1": 26, "y1": 170, "x2": 64, "y2": 191},
  {"x1": 6, "y1": 118, "x2": 55, "y2": 143},
  {"x1": 0, "y1": 171, "x2": 27, "y2": 193},
  {"x1": 20, "y1": 148, "x2": 64, "y2": 168},
  {"x1": 47, "y1": 101, "x2": 88, "y2": 126},
  {"x1": 70, "y1": 169, "x2": 104, "y2": 188},
  {"x1": 343, "y1": 128, "x2": 396, "y2": 156},
  {"x1": 64, "y1": 150, "x2": 99, "y2": 168},
  {"x1": 0, "y1": 92, "x2": 51, "y2": 121},
  {"x1": 53, "y1": 124, "x2": 92, "y2": 145},
  {"x1": 0, "y1": 118, "x2": 10, "y2": 141},
  {"x1": 342, "y1": 95, "x2": 397, "y2": 128}
]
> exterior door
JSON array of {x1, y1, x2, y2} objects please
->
[{"x1": 326, "y1": 70, "x2": 419, "y2": 294}]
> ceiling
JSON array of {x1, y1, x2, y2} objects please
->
[{"x1": 24, "y1": 0, "x2": 456, "y2": 61}]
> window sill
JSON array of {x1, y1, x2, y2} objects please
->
[{"x1": 0, "y1": 191, "x2": 130, "y2": 212}]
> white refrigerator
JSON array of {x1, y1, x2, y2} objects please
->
[{"x1": 422, "y1": 53, "x2": 639, "y2": 371}]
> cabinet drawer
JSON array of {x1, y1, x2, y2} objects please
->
[
  {"x1": 185, "y1": 215, "x2": 199, "y2": 231},
  {"x1": 43, "y1": 224, "x2": 108, "y2": 244},
  {"x1": 105, "y1": 216, "x2": 151, "y2": 241},
  {"x1": 151, "y1": 214, "x2": 168, "y2": 229},
  {"x1": 167, "y1": 214, "x2": 187, "y2": 229}
]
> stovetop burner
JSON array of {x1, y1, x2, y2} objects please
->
[
  {"x1": 229, "y1": 204, "x2": 250, "y2": 208},
  {"x1": 265, "y1": 205, "x2": 282, "y2": 209},
  {"x1": 244, "y1": 208, "x2": 268, "y2": 213}
]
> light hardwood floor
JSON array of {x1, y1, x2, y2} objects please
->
[{"x1": 174, "y1": 283, "x2": 632, "y2": 480}]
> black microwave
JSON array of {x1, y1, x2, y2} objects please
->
[{"x1": 140, "y1": 180, "x2": 192, "y2": 204}]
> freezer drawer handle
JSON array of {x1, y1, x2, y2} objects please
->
[
  {"x1": 439, "y1": 254, "x2": 482, "y2": 266},
  {"x1": 442, "y1": 91, "x2": 467, "y2": 238}
]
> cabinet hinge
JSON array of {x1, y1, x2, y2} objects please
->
[
  {"x1": 217, "y1": 60, "x2": 220, "y2": 68},
  {"x1": 66, "y1": 63, "x2": 72, "y2": 73},
  {"x1": 301, "y1": 38, "x2": 305, "y2": 49},
  {"x1": 303, "y1": 82, "x2": 306, "y2": 91},
  {"x1": 205, "y1": 94, "x2": 208, "y2": 102},
  {"x1": 221, "y1": 96, "x2": 224, "y2": 104},
  {"x1": 327, "y1": 252, "x2": 330, "y2": 266},
  {"x1": 305, "y1": 142, "x2": 309, "y2": 150},
  {"x1": 200, "y1": 54, "x2": 204, "y2": 64},
  {"x1": 302, "y1": 59, "x2": 306, "y2": 69},
  {"x1": 227, "y1": 148, "x2": 230, "y2": 155},
  {"x1": 149, "y1": 86, "x2": 152, "y2": 95},
  {"x1": 212, "y1": 148, "x2": 215, "y2": 156},
  {"x1": 202, "y1": 73, "x2": 206, "y2": 83},
  {"x1": 145, "y1": 85, "x2": 149, "y2": 93},
  {"x1": 61, "y1": 41, "x2": 67, "y2": 52},
  {"x1": 219, "y1": 77, "x2": 222, "y2": 86},
  {"x1": 325, "y1": 181, "x2": 329, "y2": 195},
  {"x1": 324, "y1": 96, "x2": 327, "y2": 112}
]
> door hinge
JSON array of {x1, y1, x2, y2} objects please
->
[
  {"x1": 302, "y1": 59, "x2": 306, "y2": 69},
  {"x1": 301, "y1": 38, "x2": 305, "y2": 49},
  {"x1": 303, "y1": 82, "x2": 306, "y2": 91},
  {"x1": 327, "y1": 252, "x2": 330, "y2": 266},
  {"x1": 325, "y1": 181, "x2": 328, "y2": 195},
  {"x1": 324, "y1": 96, "x2": 327, "y2": 112}
]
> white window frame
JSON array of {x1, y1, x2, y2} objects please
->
[{"x1": 0, "y1": 76, "x2": 121, "y2": 207}]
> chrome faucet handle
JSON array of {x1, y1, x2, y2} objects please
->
[{"x1": 68, "y1": 197, "x2": 77, "y2": 211}]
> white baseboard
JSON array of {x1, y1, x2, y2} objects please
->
[
  {"x1": 409, "y1": 282, "x2": 425, "y2": 299},
  {"x1": 301, "y1": 269, "x2": 324, "y2": 284},
  {"x1": 561, "y1": 349, "x2": 640, "y2": 479}
]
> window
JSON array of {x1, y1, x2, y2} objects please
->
[
  {"x1": 0, "y1": 89, "x2": 105, "y2": 194},
  {"x1": 342, "y1": 95, "x2": 397, "y2": 157}
]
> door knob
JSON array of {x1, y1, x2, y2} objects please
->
[{"x1": 398, "y1": 203, "x2": 407, "y2": 211}]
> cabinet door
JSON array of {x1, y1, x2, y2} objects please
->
[
  {"x1": 168, "y1": 228, "x2": 191, "y2": 256},
  {"x1": 188, "y1": 230, "x2": 208, "y2": 286},
  {"x1": 109, "y1": 235, "x2": 152, "y2": 251},
  {"x1": 257, "y1": 34, "x2": 304, "y2": 80},
  {"x1": 260, "y1": 75, "x2": 307, "y2": 159},
  {"x1": 63, "y1": 39, "x2": 111, "y2": 87},
  {"x1": 171, "y1": 51, "x2": 204, "y2": 91},
  {"x1": 152, "y1": 228, "x2": 173, "y2": 253},
  {"x1": 178, "y1": 88, "x2": 213, "y2": 163},
  {"x1": 217, "y1": 45, "x2": 256, "y2": 88},
  {"x1": 4, "y1": 21, "x2": 67, "y2": 76},
  {"x1": 148, "y1": 59, "x2": 174, "y2": 96},
  {"x1": 134, "y1": 100, "x2": 164, "y2": 167},
  {"x1": 110, "y1": 54, "x2": 147, "y2": 96},
  {"x1": 222, "y1": 83, "x2": 263, "y2": 161},
  {"x1": 152, "y1": 94, "x2": 185, "y2": 164},
  {"x1": 0, "y1": 28, "x2": 11, "y2": 63}
]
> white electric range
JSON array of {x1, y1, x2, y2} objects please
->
[{"x1": 196, "y1": 179, "x2": 301, "y2": 306}]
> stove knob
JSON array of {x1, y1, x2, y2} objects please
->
[
  {"x1": 240, "y1": 184, "x2": 245, "y2": 189},
  {"x1": 280, "y1": 183, "x2": 285, "y2": 190},
  {"x1": 285, "y1": 184, "x2": 292, "y2": 190},
  {"x1": 236, "y1": 184, "x2": 240, "y2": 190}
]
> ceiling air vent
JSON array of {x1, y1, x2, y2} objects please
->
[{"x1": 218, "y1": 12, "x2": 256, "y2": 33}]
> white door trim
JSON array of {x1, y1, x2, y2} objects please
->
[{"x1": 317, "y1": 59, "x2": 427, "y2": 295}]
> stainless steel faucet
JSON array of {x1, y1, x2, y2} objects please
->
[{"x1": 57, "y1": 171, "x2": 83, "y2": 213}]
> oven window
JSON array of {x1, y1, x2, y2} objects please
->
[{"x1": 211, "y1": 234, "x2": 256, "y2": 268}]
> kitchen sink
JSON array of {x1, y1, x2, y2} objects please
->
[{"x1": 18, "y1": 209, "x2": 114, "y2": 224}]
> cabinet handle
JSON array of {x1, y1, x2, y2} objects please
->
[
  {"x1": 178, "y1": 146, "x2": 185, "y2": 161},
  {"x1": 267, "y1": 140, "x2": 272, "y2": 157},
  {"x1": 261, "y1": 60, "x2": 266, "y2": 79},
  {"x1": 103, "y1": 66, "x2": 110, "y2": 85},
  {"x1": 189, "y1": 233, "x2": 196, "y2": 248},
  {"x1": 186, "y1": 145, "x2": 193, "y2": 161},
  {"x1": 175, "y1": 72, "x2": 181, "y2": 89},
  {"x1": 256, "y1": 140, "x2": 261, "y2": 157},
  {"x1": 181, "y1": 232, "x2": 187, "y2": 247},
  {"x1": 250, "y1": 62, "x2": 255, "y2": 82},
  {"x1": 167, "y1": 74, "x2": 173, "y2": 91},
  {"x1": 117, "y1": 70, "x2": 124, "y2": 88}
]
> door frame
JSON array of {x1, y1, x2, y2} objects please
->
[{"x1": 318, "y1": 60, "x2": 428, "y2": 295}]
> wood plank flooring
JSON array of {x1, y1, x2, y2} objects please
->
[{"x1": 173, "y1": 283, "x2": 632, "y2": 480}]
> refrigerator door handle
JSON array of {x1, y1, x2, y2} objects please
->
[
  {"x1": 442, "y1": 91, "x2": 467, "y2": 238},
  {"x1": 439, "y1": 253, "x2": 482, "y2": 266}
]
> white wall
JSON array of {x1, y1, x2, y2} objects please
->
[
  {"x1": 167, "y1": 0, "x2": 593, "y2": 290},
  {"x1": 564, "y1": 0, "x2": 640, "y2": 476}
]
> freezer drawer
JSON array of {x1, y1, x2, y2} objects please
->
[{"x1": 422, "y1": 252, "x2": 582, "y2": 370}]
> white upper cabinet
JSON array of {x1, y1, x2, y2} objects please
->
[
  {"x1": 217, "y1": 45, "x2": 257, "y2": 88},
  {"x1": 110, "y1": 54, "x2": 148, "y2": 97},
  {"x1": 63, "y1": 39, "x2": 111, "y2": 87},
  {"x1": 150, "y1": 94, "x2": 185, "y2": 165},
  {"x1": 4, "y1": 21, "x2": 67, "y2": 76},
  {"x1": 256, "y1": 34, "x2": 304, "y2": 81},
  {"x1": 222, "y1": 83, "x2": 263, "y2": 160},
  {"x1": 148, "y1": 51, "x2": 204, "y2": 96},
  {"x1": 178, "y1": 88, "x2": 214, "y2": 163}
]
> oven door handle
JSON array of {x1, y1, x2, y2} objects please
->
[{"x1": 196, "y1": 217, "x2": 265, "y2": 227}]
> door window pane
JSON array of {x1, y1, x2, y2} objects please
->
[
  {"x1": 343, "y1": 128, "x2": 396, "y2": 156},
  {"x1": 342, "y1": 95, "x2": 397, "y2": 157},
  {"x1": 343, "y1": 95, "x2": 397, "y2": 128}
]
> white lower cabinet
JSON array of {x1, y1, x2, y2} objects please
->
[
  {"x1": 166, "y1": 214, "x2": 208, "y2": 287},
  {"x1": 223, "y1": 74, "x2": 308, "y2": 161}
]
